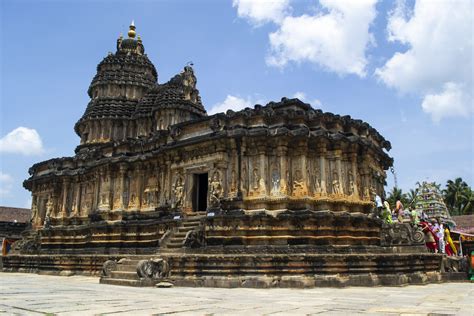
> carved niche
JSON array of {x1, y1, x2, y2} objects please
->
[{"x1": 143, "y1": 175, "x2": 159, "y2": 209}]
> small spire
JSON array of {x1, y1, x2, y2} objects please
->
[{"x1": 128, "y1": 20, "x2": 136, "y2": 38}]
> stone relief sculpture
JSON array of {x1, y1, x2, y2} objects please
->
[
  {"x1": 143, "y1": 175, "x2": 159, "y2": 208},
  {"x1": 30, "y1": 197, "x2": 38, "y2": 223},
  {"x1": 348, "y1": 171, "x2": 359, "y2": 199},
  {"x1": 292, "y1": 169, "x2": 307, "y2": 197},
  {"x1": 241, "y1": 164, "x2": 248, "y2": 196},
  {"x1": 332, "y1": 170, "x2": 341, "y2": 195},
  {"x1": 45, "y1": 195, "x2": 53, "y2": 220},
  {"x1": 230, "y1": 169, "x2": 237, "y2": 196},
  {"x1": 173, "y1": 174, "x2": 184, "y2": 208},
  {"x1": 271, "y1": 169, "x2": 280, "y2": 196},
  {"x1": 209, "y1": 170, "x2": 223, "y2": 207},
  {"x1": 99, "y1": 175, "x2": 110, "y2": 209},
  {"x1": 252, "y1": 168, "x2": 259, "y2": 191}
]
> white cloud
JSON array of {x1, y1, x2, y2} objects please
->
[
  {"x1": 208, "y1": 95, "x2": 253, "y2": 115},
  {"x1": 0, "y1": 127, "x2": 44, "y2": 155},
  {"x1": 376, "y1": 0, "x2": 473, "y2": 121},
  {"x1": 266, "y1": 0, "x2": 377, "y2": 77},
  {"x1": 0, "y1": 172, "x2": 14, "y2": 198},
  {"x1": 293, "y1": 91, "x2": 306, "y2": 100},
  {"x1": 421, "y1": 82, "x2": 471, "y2": 123},
  {"x1": 232, "y1": 0, "x2": 290, "y2": 25}
]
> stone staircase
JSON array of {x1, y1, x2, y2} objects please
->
[
  {"x1": 162, "y1": 214, "x2": 203, "y2": 250},
  {"x1": 100, "y1": 214, "x2": 204, "y2": 286}
]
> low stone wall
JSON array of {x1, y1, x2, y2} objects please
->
[
  {"x1": 205, "y1": 211, "x2": 382, "y2": 247},
  {"x1": 25, "y1": 217, "x2": 179, "y2": 255},
  {"x1": 2, "y1": 254, "x2": 118, "y2": 276}
]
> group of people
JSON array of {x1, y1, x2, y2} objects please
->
[{"x1": 374, "y1": 195, "x2": 458, "y2": 256}]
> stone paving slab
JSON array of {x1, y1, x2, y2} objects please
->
[{"x1": 0, "y1": 272, "x2": 472, "y2": 315}]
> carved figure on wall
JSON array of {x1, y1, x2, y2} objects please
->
[
  {"x1": 332, "y1": 179, "x2": 341, "y2": 194},
  {"x1": 209, "y1": 170, "x2": 223, "y2": 207},
  {"x1": 45, "y1": 195, "x2": 53, "y2": 218},
  {"x1": 348, "y1": 171, "x2": 359, "y2": 198},
  {"x1": 252, "y1": 168, "x2": 259, "y2": 191},
  {"x1": 143, "y1": 175, "x2": 159, "y2": 208},
  {"x1": 230, "y1": 169, "x2": 237, "y2": 195},
  {"x1": 30, "y1": 198, "x2": 38, "y2": 223},
  {"x1": 292, "y1": 169, "x2": 307, "y2": 196},
  {"x1": 99, "y1": 175, "x2": 110, "y2": 207},
  {"x1": 241, "y1": 164, "x2": 248, "y2": 195},
  {"x1": 128, "y1": 193, "x2": 139, "y2": 208},
  {"x1": 258, "y1": 176, "x2": 266, "y2": 195},
  {"x1": 173, "y1": 174, "x2": 184, "y2": 208},
  {"x1": 271, "y1": 169, "x2": 280, "y2": 196},
  {"x1": 113, "y1": 194, "x2": 121, "y2": 209},
  {"x1": 70, "y1": 196, "x2": 77, "y2": 216}
]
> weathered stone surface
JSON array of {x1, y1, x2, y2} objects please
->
[{"x1": 3, "y1": 23, "x2": 451, "y2": 288}]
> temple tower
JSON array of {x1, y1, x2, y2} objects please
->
[{"x1": 75, "y1": 22, "x2": 158, "y2": 144}]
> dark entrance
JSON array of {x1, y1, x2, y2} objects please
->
[{"x1": 193, "y1": 173, "x2": 208, "y2": 212}]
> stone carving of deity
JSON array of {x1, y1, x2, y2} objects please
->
[
  {"x1": 348, "y1": 171, "x2": 359, "y2": 198},
  {"x1": 143, "y1": 176, "x2": 159, "y2": 208},
  {"x1": 128, "y1": 193, "x2": 139, "y2": 208},
  {"x1": 99, "y1": 176, "x2": 110, "y2": 207},
  {"x1": 209, "y1": 171, "x2": 223, "y2": 207},
  {"x1": 230, "y1": 169, "x2": 237, "y2": 195},
  {"x1": 292, "y1": 169, "x2": 307, "y2": 196},
  {"x1": 252, "y1": 168, "x2": 259, "y2": 190},
  {"x1": 173, "y1": 174, "x2": 184, "y2": 208},
  {"x1": 271, "y1": 169, "x2": 280, "y2": 195},
  {"x1": 241, "y1": 165, "x2": 248, "y2": 195},
  {"x1": 332, "y1": 171, "x2": 341, "y2": 195},
  {"x1": 31, "y1": 198, "x2": 38, "y2": 223},
  {"x1": 45, "y1": 195, "x2": 53, "y2": 218}
]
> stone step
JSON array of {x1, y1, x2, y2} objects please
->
[
  {"x1": 166, "y1": 244, "x2": 183, "y2": 249},
  {"x1": 182, "y1": 221, "x2": 201, "y2": 227},
  {"x1": 179, "y1": 226, "x2": 199, "y2": 231},
  {"x1": 100, "y1": 277, "x2": 155, "y2": 287},
  {"x1": 109, "y1": 271, "x2": 139, "y2": 280},
  {"x1": 166, "y1": 242, "x2": 183, "y2": 247},
  {"x1": 115, "y1": 264, "x2": 138, "y2": 272}
]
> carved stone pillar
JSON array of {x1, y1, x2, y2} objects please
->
[
  {"x1": 278, "y1": 145, "x2": 288, "y2": 195},
  {"x1": 72, "y1": 181, "x2": 80, "y2": 217},
  {"x1": 317, "y1": 144, "x2": 327, "y2": 194},
  {"x1": 258, "y1": 148, "x2": 267, "y2": 196},
  {"x1": 60, "y1": 180, "x2": 69, "y2": 218},
  {"x1": 334, "y1": 149, "x2": 343, "y2": 195},
  {"x1": 350, "y1": 152, "x2": 359, "y2": 199},
  {"x1": 113, "y1": 166, "x2": 127, "y2": 210}
]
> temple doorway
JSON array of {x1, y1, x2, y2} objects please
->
[{"x1": 192, "y1": 173, "x2": 208, "y2": 212}]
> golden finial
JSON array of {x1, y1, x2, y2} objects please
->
[{"x1": 128, "y1": 20, "x2": 136, "y2": 38}]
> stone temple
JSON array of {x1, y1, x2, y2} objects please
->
[{"x1": 4, "y1": 23, "x2": 447, "y2": 287}]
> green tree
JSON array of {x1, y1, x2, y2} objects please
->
[
  {"x1": 460, "y1": 188, "x2": 474, "y2": 215},
  {"x1": 443, "y1": 178, "x2": 469, "y2": 215},
  {"x1": 406, "y1": 189, "x2": 418, "y2": 209},
  {"x1": 386, "y1": 187, "x2": 408, "y2": 209}
]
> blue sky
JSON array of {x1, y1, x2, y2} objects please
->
[{"x1": 1, "y1": 0, "x2": 472, "y2": 208}]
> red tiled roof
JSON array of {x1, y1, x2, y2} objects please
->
[
  {"x1": 0, "y1": 206, "x2": 31, "y2": 223},
  {"x1": 452, "y1": 215, "x2": 474, "y2": 234}
]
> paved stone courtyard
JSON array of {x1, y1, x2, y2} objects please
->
[{"x1": 0, "y1": 273, "x2": 472, "y2": 315}]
